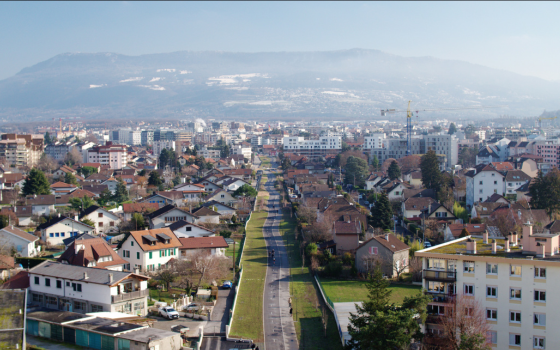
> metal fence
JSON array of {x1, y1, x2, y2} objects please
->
[{"x1": 313, "y1": 275, "x2": 344, "y2": 346}]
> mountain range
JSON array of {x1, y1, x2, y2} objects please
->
[{"x1": 0, "y1": 49, "x2": 558, "y2": 123}]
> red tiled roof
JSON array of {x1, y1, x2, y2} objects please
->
[
  {"x1": 122, "y1": 202, "x2": 159, "y2": 213},
  {"x1": 0, "y1": 271, "x2": 29, "y2": 290},
  {"x1": 51, "y1": 181, "x2": 77, "y2": 188},
  {"x1": 179, "y1": 236, "x2": 229, "y2": 249}
]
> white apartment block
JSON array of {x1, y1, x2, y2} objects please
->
[
  {"x1": 111, "y1": 129, "x2": 131, "y2": 145},
  {"x1": 152, "y1": 140, "x2": 176, "y2": 158},
  {"x1": 418, "y1": 224, "x2": 557, "y2": 350},
  {"x1": 128, "y1": 130, "x2": 142, "y2": 146},
  {"x1": 28, "y1": 261, "x2": 149, "y2": 316},
  {"x1": 86, "y1": 142, "x2": 128, "y2": 169},
  {"x1": 465, "y1": 164, "x2": 505, "y2": 208},
  {"x1": 363, "y1": 134, "x2": 386, "y2": 150},
  {"x1": 282, "y1": 136, "x2": 341, "y2": 157},
  {"x1": 424, "y1": 134, "x2": 458, "y2": 169},
  {"x1": 231, "y1": 144, "x2": 252, "y2": 159},
  {"x1": 0, "y1": 134, "x2": 44, "y2": 167}
]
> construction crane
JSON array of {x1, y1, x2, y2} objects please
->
[
  {"x1": 537, "y1": 116, "x2": 557, "y2": 129},
  {"x1": 381, "y1": 102, "x2": 504, "y2": 156}
]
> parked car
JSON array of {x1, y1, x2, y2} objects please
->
[
  {"x1": 159, "y1": 306, "x2": 180, "y2": 320},
  {"x1": 424, "y1": 241, "x2": 432, "y2": 248},
  {"x1": 223, "y1": 280, "x2": 233, "y2": 289},
  {"x1": 364, "y1": 201, "x2": 370, "y2": 205},
  {"x1": 185, "y1": 303, "x2": 201, "y2": 312}
]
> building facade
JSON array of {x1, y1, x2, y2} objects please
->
[{"x1": 86, "y1": 142, "x2": 128, "y2": 169}]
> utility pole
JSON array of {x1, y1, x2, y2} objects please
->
[{"x1": 232, "y1": 240, "x2": 236, "y2": 283}]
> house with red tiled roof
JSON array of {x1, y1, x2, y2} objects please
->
[
  {"x1": 59, "y1": 235, "x2": 128, "y2": 270},
  {"x1": 444, "y1": 223, "x2": 488, "y2": 241},
  {"x1": 178, "y1": 236, "x2": 228, "y2": 259},
  {"x1": 355, "y1": 233, "x2": 410, "y2": 277},
  {"x1": 0, "y1": 270, "x2": 29, "y2": 290},
  {"x1": 122, "y1": 202, "x2": 159, "y2": 221},
  {"x1": 53, "y1": 165, "x2": 77, "y2": 180},
  {"x1": 50, "y1": 182, "x2": 77, "y2": 195},
  {"x1": 119, "y1": 228, "x2": 182, "y2": 272},
  {"x1": 332, "y1": 219, "x2": 362, "y2": 254}
]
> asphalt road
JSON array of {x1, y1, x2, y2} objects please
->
[{"x1": 262, "y1": 164, "x2": 298, "y2": 350}]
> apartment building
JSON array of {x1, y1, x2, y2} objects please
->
[
  {"x1": 45, "y1": 141, "x2": 77, "y2": 161},
  {"x1": 152, "y1": 140, "x2": 176, "y2": 158},
  {"x1": 231, "y1": 144, "x2": 252, "y2": 159},
  {"x1": 86, "y1": 142, "x2": 128, "y2": 169},
  {"x1": 0, "y1": 134, "x2": 44, "y2": 167},
  {"x1": 28, "y1": 261, "x2": 150, "y2": 315},
  {"x1": 140, "y1": 130, "x2": 154, "y2": 146},
  {"x1": 424, "y1": 134, "x2": 458, "y2": 169},
  {"x1": 417, "y1": 223, "x2": 555, "y2": 350},
  {"x1": 282, "y1": 136, "x2": 341, "y2": 158},
  {"x1": 465, "y1": 164, "x2": 505, "y2": 208},
  {"x1": 362, "y1": 134, "x2": 386, "y2": 150}
]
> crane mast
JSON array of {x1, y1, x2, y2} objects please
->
[{"x1": 406, "y1": 100, "x2": 412, "y2": 156}]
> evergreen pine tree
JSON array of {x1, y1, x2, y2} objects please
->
[
  {"x1": 22, "y1": 168, "x2": 51, "y2": 195},
  {"x1": 113, "y1": 178, "x2": 129, "y2": 203},
  {"x1": 448, "y1": 122, "x2": 457, "y2": 135},
  {"x1": 371, "y1": 155, "x2": 379, "y2": 172},
  {"x1": 64, "y1": 172, "x2": 79, "y2": 186},
  {"x1": 420, "y1": 149, "x2": 442, "y2": 192},
  {"x1": 370, "y1": 193, "x2": 393, "y2": 230},
  {"x1": 387, "y1": 160, "x2": 401, "y2": 180}
]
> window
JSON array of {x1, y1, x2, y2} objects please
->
[
  {"x1": 510, "y1": 265, "x2": 522, "y2": 276},
  {"x1": 131, "y1": 241, "x2": 134, "y2": 246},
  {"x1": 464, "y1": 284, "x2": 474, "y2": 295},
  {"x1": 486, "y1": 263, "x2": 498, "y2": 274},
  {"x1": 98, "y1": 213, "x2": 103, "y2": 218},
  {"x1": 534, "y1": 337, "x2": 545, "y2": 349},
  {"x1": 487, "y1": 331, "x2": 497, "y2": 344},
  {"x1": 535, "y1": 267, "x2": 546, "y2": 278},
  {"x1": 91, "y1": 304, "x2": 103, "y2": 312},
  {"x1": 479, "y1": 181, "x2": 483, "y2": 185},
  {"x1": 71, "y1": 283, "x2": 82, "y2": 292},
  {"x1": 136, "y1": 252, "x2": 140, "y2": 260},
  {"x1": 494, "y1": 181, "x2": 497, "y2": 185},
  {"x1": 465, "y1": 307, "x2": 474, "y2": 317},
  {"x1": 510, "y1": 288, "x2": 522, "y2": 300},
  {"x1": 56, "y1": 280, "x2": 62, "y2": 289},
  {"x1": 99, "y1": 222, "x2": 103, "y2": 227},
  {"x1": 49, "y1": 233, "x2": 54, "y2": 237},
  {"x1": 55, "y1": 233, "x2": 59, "y2": 237},
  {"x1": 428, "y1": 305, "x2": 445, "y2": 315},
  {"x1": 186, "y1": 226, "x2": 192, "y2": 232},
  {"x1": 464, "y1": 261, "x2": 475, "y2": 273},
  {"x1": 45, "y1": 278, "x2": 50, "y2": 287},
  {"x1": 110, "y1": 221, "x2": 115, "y2": 226},
  {"x1": 510, "y1": 311, "x2": 521, "y2": 323},
  {"x1": 486, "y1": 309, "x2": 497, "y2": 320},
  {"x1": 534, "y1": 290, "x2": 546, "y2": 302},
  {"x1": 487, "y1": 286, "x2": 497, "y2": 298},
  {"x1": 123, "y1": 250, "x2": 130, "y2": 258},
  {"x1": 34, "y1": 276, "x2": 39, "y2": 285},
  {"x1": 66, "y1": 281, "x2": 70, "y2": 286},
  {"x1": 534, "y1": 313, "x2": 546, "y2": 326},
  {"x1": 427, "y1": 281, "x2": 445, "y2": 293},
  {"x1": 509, "y1": 334, "x2": 521, "y2": 346}
]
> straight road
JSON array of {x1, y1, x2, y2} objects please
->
[{"x1": 262, "y1": 164, "x2": 298, "y2": 350}]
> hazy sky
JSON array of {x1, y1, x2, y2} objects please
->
[{"x1": 1, "y1": 1, "x2": 560, "y2": 81}]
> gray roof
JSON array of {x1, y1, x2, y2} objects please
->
[
  {"x1": 29, "y1": 261, "x2": 146, "y2": 286},
  {"x1": 117, "y1": 327, "x2": 179, "y2": 342},
  {"x1": 27, "y1": 309, "x2": 94, "y2": 324}
]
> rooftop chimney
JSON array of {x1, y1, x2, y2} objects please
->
[
  {"x1": 505, "y1": 239, "x2": 510, "y2": 252},
  {"x1": 483, "y1": 231, "x2": 489, "y2": 244},
  {"x1": 511, "y1": 232, "x2": 518, "y2": 246},
  {"x1": 83, "y1": 272, "x2": 88, "y2": 280},
  {"x1": 385, "y1": 233, "x2": 390, "y2": 241},
  {"x1": 108, "y1": 273, "x2": 113, "y2": 283},
  {"x1": 491, "y1": 239, "x2": 497, "y2": 254},
  {"x1": 466, "y1": 238, "x2": 477, "y2": 254}
]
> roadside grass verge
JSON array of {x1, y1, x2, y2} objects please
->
[
  {"x1": 320, "y1": 279, "x2": 421, "y2": 305},
  {"x1": 280, "y1": 208, "x2": 343, "y2": 350},
  {"x1": 229, "y1": 207, "x2": 269, "y2": 342}
]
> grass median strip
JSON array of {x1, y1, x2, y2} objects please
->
[
  {"x1": 229, "y1": 206, "x2": 269, "y2": 341},
  {"x1": 280, "y1": 208, "x2": 343, "y2": 350}
]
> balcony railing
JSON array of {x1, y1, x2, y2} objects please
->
[
  {"x1": 426, "y1": 292, "x2": 456, "y2": 304},
  {"x1": 423, "y1": 269, "x2": 456, "y2": 282},
  {"x1": 111, "y1": 289, "x2": 149, "y2": 303}
]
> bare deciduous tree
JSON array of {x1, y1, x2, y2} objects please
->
[
  {"x1": 436, "y1": 294, "x2": 491, "y2": 350},
  {"x1": 409, "y1": 257, "x2": 423, "y2": 282},
  {"x1": 38, "y1": 154, "x2": 58, "y2": 174},
  {"x1": 488, "y1": 210, "x2": 520, "y2": 237}
]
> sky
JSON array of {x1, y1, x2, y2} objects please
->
[{"x1": 1, "y1": 1, "x2": 560, "y2": 81}]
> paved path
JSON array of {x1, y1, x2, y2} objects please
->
[
  {"x1": 205, "y1": 288, "x2": 235, "y2": 335},
  {"x1": 262, "y1": 164, "x2": 298, "y2": 350}
]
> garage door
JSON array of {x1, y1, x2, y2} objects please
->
[
  {"x1": 64, "y1": 327, "x2": 75, "y2": 344},
  {"x1": 51, "y1": 324, "x2": 63, "y2": 341},
  {"x1": 26, "y1": 320, "x2": 38, "y2": 337},
  {"x1": 76, "y1": 329, "x2": 89, "y2": 347},
  {"x1": 89, "y1": 332, "x2": 102, "y2": 349},
  {"x1": 38, "y1": 322, "x2": 51, "y2": 339},
  {"x1": 101, "y1": 335, "x2": 115, "y2": 350}
]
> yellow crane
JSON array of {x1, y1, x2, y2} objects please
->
[{"x1": 538, "y1": 116, "x2": 557, "y2": 128}]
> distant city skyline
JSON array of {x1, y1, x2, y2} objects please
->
[{"x1": 1, "y1": 2, "x2": 559, "y2": 81}]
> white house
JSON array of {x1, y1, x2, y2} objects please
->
[
  {"x1": 201, "y1": 201, "x2": 237, "y2": 218},
  {"x1": 146, "y1": 205, "x2": 199, "y2": 229},
  {"x1": 140, "y1": 191, "x2": 185, "y2": 208},
  {"x1": 167, "y1": 220, "x2": 216, "y2": 238},
  {"x1": 50, "y1": 182, "x2": 77, "y2": 196},
  {"x1": 193, "y1": 180, "x2": 222, "y2": 193},
  {"x1": 205, "y1": 189, "x2": 237, "y2": 206},
  {"x1": 36, "y1": 216, "x2": 95, "y2": 246},
  {"x1": 191, "y1": 206, "x2": 220, "y2": 224},
  {"x1": 79, "y1": 205, "x2": 122, "y2": 235},
  {"x1": 465, "y1": 163, "x2": 505, "y2": 208},
  {"x1": 216, "y1": 177, "x2": 250, "y2": 192},
  {"x1": 28, "y1": 260, "x2": 150, "y2": 315},
  {"x1": 0, "y1": 225, "x2": 40, "y2": 257},
  {"x1": 118, "y1": 228, "x2": 182, "y2": 273}
]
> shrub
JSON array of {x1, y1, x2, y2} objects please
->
[
  {"x1": 219, "y1": 230, "x2": 232, "y2": 238},
  {"x1": 148, "y1": 279, "x2": 160, "y2": 288},
  {"x1": 305, "y1": 243, "x2": 318, "y2": 256},
  {"x1": 322, "y1": 260, "x2": 343, "y2": 278},
  {"x1": 342, "y1": 252, "x2": 353, "y2": 266}
]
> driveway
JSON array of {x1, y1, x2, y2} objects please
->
[{"x1": 205, "y1": 287, "x2": 234, "y2": 335}]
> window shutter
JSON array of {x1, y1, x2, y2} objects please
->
[
  {"x1": 541, "y1": 314, "x2": 546, "y2": 325},
  {"x1": 485, "y1": 332, "x2": 492, "y2": 344},
  {"x1": 159, "y1": 250, "x2": 162, "y2": 257},
  {"x1": 509, "y1": 333, "x2": 515, "y2": 345}
]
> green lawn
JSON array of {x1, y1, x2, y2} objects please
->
[
  {"x1": 229, "y1": 208, "x2": 269, "y2": 342},
  {"x1": 320, "y1": 279, "x2": 422, "y2": 305},
  {"x1": 224, "y1": 237, "x2": 242, "y2": 260},
  {"x1": 149, "y1": 287, "x2": 186, "y2": 305},
  {"x1": 280, "y1": 208, "x2": 343, "y2": 350}
]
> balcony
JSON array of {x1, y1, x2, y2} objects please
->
[
  {"x1": 423, "y1": 269, "x2": 456, "y2": 282},
  {"x1": 111, "y1": 289, "x2": 149, "y2": 303},
  {"x1": 426, "y1": 292, "x2": 456, "y2": 304}
]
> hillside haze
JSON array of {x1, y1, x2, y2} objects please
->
[{"x1": 0, "y1": 49, "x2": 558, "y2": 122}]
